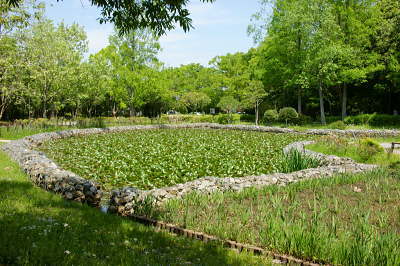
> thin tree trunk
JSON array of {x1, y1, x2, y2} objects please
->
[
  {"x1": 297, "y1": 91, "x2": 302, "y2": 114},
  {"x1": 319, "y1": 82, "x2": 326, "y2": 125},
  {"x1": 255, "y1": 102, "x2": 259, "y2": 126},
  {"x1": 341, "y1": 84, "x2": 347, "y2": 120}
]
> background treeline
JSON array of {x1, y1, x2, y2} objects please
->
[{"x1": 0, "y1": 0, "x2": 399, "y2": 125}]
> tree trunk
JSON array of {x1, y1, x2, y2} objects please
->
[
  {"x1": 129, "y1": 105, "x2": 135, "y2": 117},
  {"x1": 255, "y1": 102, "x2": 259, "y2": 126},
  {"x1": 297, "y1": 91, "x2": 302, "y2": 114},
  {"x1": 319, "y1": 82, "x2": 326, "y2": 125},
  {"x1": 341, "y1": 84, "x2": 347, "y2": 120}
]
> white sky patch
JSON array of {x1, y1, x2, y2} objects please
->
[{"x1": 86, "y1": 26, "x2": 113, "y2": 54}]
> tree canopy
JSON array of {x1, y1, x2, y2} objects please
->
[{"x1": 5, "y1": 0, "x2": 216, "y2": 35}]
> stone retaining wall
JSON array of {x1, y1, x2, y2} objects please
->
[{"x1": 2, "y1": 123, "x2": 398, "y2": 212}]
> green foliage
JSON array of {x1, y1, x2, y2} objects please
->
[
  {"x1": 344, "y1": 114, "x2": 400, "y2": 127},
  {"x1": 328, "y1": 121, "x2": 347, "y2": 130},
  {"x1": 297, "y1": 114, "x2": 313, "y2": 125},
  {"x1": 279, "y1": 149, "x2": 321, "y2": 173},
  {"x1": 0, "y1": 145, "x2": 270, "y2": 265},
  {"x1": 369, "y1": 114, "x2": 400, "y2": 127},
  {"x1": 264, "y1": 109, "x2": 278, "y2": 123},
  {"x1": 217, "y1": 96, "x2": 239, "y2": 114},
  {"x1": 278, "y1": 107, "x2": 298, "y2": 124},
  {"x1": 308, "y1": 136, "x2": 399, "y2": 164},
  {"x1": 153, "y1": 169, "x2": 400, "y2": 265},
  {"x1": 215, "y1": 114, "x2": 240, "y2": 124},
  {"x1": 39, "y1": 129, "x2": 310, "y2": 190},
  {"x1": 358, "y1": 138, "x2": 384, "y2": 161},
  {"x1": 344, "y1": 114, "x2": 375, "y2": 125},
  {"x1": 159, "y1": 114, "x2": 215, "y2": 124}
]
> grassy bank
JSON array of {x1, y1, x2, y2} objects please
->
[
  {"x1": 0, "y1": 144, "x2": 271, "y2": 265},
  {"x1": 145, "y1": 168, "x2": 400, "y2": 265}
]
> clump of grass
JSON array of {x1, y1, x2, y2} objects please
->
[
  {"x1": 279, "y1": 149, "x2": 321, "y2": 173},
  {"x1": 307, "y1": 136, "x2": 400, "y2": 165}
]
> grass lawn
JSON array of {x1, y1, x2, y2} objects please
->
[
  {"x1": 38, "y1": 129, "x2": 311, "y2": 190},
  {"x1": 0, "y1": 144, "x2": 272, "y2": 265},
  {"x1": 146, "y1": 168, "x2": 400, "y2": 265}
]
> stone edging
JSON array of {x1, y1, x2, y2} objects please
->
[{"x1": 2, "y1": 123, "x2": 397, "y2": 210}]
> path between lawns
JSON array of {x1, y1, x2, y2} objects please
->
[{"x1": 0, "y1": 140, "x2": 11, "y2": 143}]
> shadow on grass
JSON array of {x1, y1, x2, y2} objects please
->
[{"x1": 0, "y1": 178, "x2": 269, "y2": 265}]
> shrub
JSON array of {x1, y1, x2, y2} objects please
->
[
  {"x1": 357, "y1": 138, "x2": 384, "y2": 161},
  {"x1": 344, "y1": 114, "x2": 374, "y2": 125},
  {"x1": 325, "y1": 116, "x2": 342, "y2": 124},
  {"x1": 239, "y1": 114, "x2": 256, "y2": 123},
  {"x1": 264, "y1": 109, "x2": 278, "y2": 124},
  {"x1": 297, "y1": 114, "x2": 312, "y2": 125},
  {"x1": 369, "y1": 114, "x2": 400, "y2": 127},
  {"x1": 278, "y1": 107, "x2": 298, "y2": 124},
  {"x1": 215, "y1": 114, "x2": 240, "y2": 124},
  {"x1": 328, "y1": 120, "x2": 347, "y2": 130},
  {"x1": 279, "y1": 149, "x2": 321, "y2": 173}
]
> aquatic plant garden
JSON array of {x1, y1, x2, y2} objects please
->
[{"x1": 39, "y1": 129, "x2": 311, "y2": 190}]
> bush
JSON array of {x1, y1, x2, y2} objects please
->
[
  {"x1": 264, "y1": 109, "x2": 278, "y2": 124},
  {"x1": 369, "y1": 114, "x2": 400, "y2": 127},
  {"x1": 358, "y1": 138, "x2": 384, "y2": 161},
  {"x1": 215, "y1": 114, "x2": 240, "y2": 124},
  {"x1": 279, "y1": 149, "x2": 321, "y2": 173},
  {"x1": 328, "y1": 120, "x2": 347, "y2": 130},
  {"x1": 278, "y1": 107, "x2": 298, "y2": 124},
  {"x1": 239, "y1": 114, "x2": 256, "y2": 123},
  {"x1": 297, "y1": 114, "x2": 313, "y2": 125},
  {"x1": 344, "y1": 114, "x2": 374, "y2": 125},
  {"x1": 325, "y1": 116, "x2": 342, "y2": 124},
  {"x1": 159, "y1": 114, "x2": 214, "y2": 124}
]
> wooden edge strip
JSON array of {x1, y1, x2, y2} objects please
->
[{"x1": 130, "y1": 215, "x2": 325, "y2": 266}]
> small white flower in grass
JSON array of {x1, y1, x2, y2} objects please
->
[
  {"x1": 64, "y1": 250, "x2": 71, "y2": 255},
  {"x1": 63, "y1": 223, "x2": 69, "y2": 227}
]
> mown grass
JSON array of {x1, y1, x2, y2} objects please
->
[
  {"x1": 0, "y1": 144, "x2": 272, "y2": 265},
  {"x1": 39, "y1": 129, "x2": 311, "y2": 190},
  {"x1": 145, "y1": 168, "x2": 400, "y2": 265}
]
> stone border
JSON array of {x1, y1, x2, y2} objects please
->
[{"x1": 2, "y1": 123, "x2": 398, "y2": 210}]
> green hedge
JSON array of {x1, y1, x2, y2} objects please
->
[{"x1": 344, "y1": 114, "x2": 400, "y2": 127}]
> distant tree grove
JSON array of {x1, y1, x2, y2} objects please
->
[{"x1": 0, "y1": 0, "x2": 399, "y2": 124}]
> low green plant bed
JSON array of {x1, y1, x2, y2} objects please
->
[
  {"x1": 39, "y1": 129, "x2": 311, "y2": 190},
  {"x1": 307, "y1": 136, "x2": 400, "y2": 165},
  {"x1": 146, "y1": 168, "x2": 400, "y2": 265}
]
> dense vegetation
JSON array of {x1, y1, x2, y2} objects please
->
[
  {"x1": 146, "y1": 168, "x2": 400, "y2": 265},
  {"x1": 0, "y1": 144, "x2": 271, "y2": 265},
  {"x1": 39, "y1": 129, "x2": 311, "y2": 190},
  {"x1": 1, "y1": 0, "x2": 399, "y2": 125}
]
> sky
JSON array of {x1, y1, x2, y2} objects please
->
[{"x1": 44, "y1": 0, "x2": 264, "y2": 67}]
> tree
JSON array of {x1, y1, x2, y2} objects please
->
[
  {"x1": 180, "y1": 92, "x2": 211, "y2": 113},
  {"x1": 6, "y1": 0, "x2": 215, "y2": 35},
  {"x1": 217, "y1": 96, "x2": 239, "y2": 114},
  {"x1": 107, "y1": 29, "x2": 161, "y2": 116}
]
